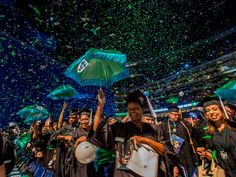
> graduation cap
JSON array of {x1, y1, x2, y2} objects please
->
[
  {"x1": 224, "y1": 101, "x2": 236, "y2": 111},
  {"x1": 126, "y1": 90, "x2": 147, "y2": 108},
  {"x1": 198, "y1": 96, "x2": 221, "y2": 108},
  {"x1": 35, "y1": 146, "x2": 43, "y2": 152},
  {"x1": 143, "y1": 110, "x2": 155, "y2": 118},
  {"x1": 69, "y1": 108, "x2": 80, "y2": 113},
  {"x1": 167, "y1": 105, "x2": 180, "y2": 113},
  {"x1": 200, "y1": 96, "x2": 230, "y2": 119},
  {"x1": 79, "y1": 108, "x2": 92, "y2": 116}
]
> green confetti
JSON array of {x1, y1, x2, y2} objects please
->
[
  {"x1": 8, "y1": 44, "x2": 13, "y2": 48},
  {"x1": 29, "y1": 4, "x2": 40, "y2": 15},
  {"x1": 11, "y1": 51, "x2": 16, "y2": 56},
  {"x1": 166, "y1": 96, "x2": 179, "y2": 104},
  {"x1": 47, "y1": 145, "x2": 53, "y2": 150},
  {"x1": 202, "y1": 135, "x2": 212, "y2": 139},
  {"x1": 212, "y1": 150, "x2": 217, "y2": 160},
  {"x1": 203, "y1": 126, "x2": 209, "y2": 130}
]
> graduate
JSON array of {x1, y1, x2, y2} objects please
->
[
  {"x1": 92, "y1": 90, "x2": 178, "y2": 177},
  {"x1": 72, "y1": 89, "x2": 106, "y2": 177},
  {"x1": 50, "y1": 107, "x2": 79, "y2": 177},
  {"x1": 196, "y1": 97, "x2": 236, "y2": 177},
  {"x1": 159, "y1": 105, "x2": 198, "y2": 177}
]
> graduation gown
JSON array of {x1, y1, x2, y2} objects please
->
[
  {"x1": 50, "y1": 124, "x2": 78, "y2": 177},
  {"x1": 160, "y1": 119, "x2": 197, "y2": 177},
  {"x1": 92, "y1": 121, "x2": 177, "y2": 177},
  {"x1": 204, "y1": 127, "x2": 236, "y2": 177},
  {"x1": 70, "y1": 126, "x2": 105, "y2": 177}
]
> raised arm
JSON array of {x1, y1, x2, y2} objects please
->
[
  {"x1": 58, "y1": 102, "x2": 68, "y2": 129},
  {"x1": 93, "y1": 89, "x2": 105, "y2": 131}
]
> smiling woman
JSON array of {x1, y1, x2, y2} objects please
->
[{"x1": 196, "y1": 97, "x2": 236, "y2": 177}]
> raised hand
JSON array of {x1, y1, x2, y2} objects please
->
[
  {"x1": 62, "y1": 102, "x2": 68, "y2": 110},
  {"x1": 97, "y1": 89, "x2": 105, "y2": 106}
]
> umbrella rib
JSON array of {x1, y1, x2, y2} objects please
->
[
  {"x1": 80, "y1": 62, "x2": 90, "y2": 84},
  {"x1": 101, "y1": 60, "x2": 108, "y2": 86}
]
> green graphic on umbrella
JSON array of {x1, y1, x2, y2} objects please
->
[
  {"x1": 64, "y1": 48, "x2": 130, "y2": 87},
  {"x1": 47, "y1": 84, "x2": 79, "y2": 100},
  {"x1": 16, "y1": 105, "x2": 49, "y2": 120},
  {"x1": 215, "y1": 79, "x2": 236, "y2": 102}
]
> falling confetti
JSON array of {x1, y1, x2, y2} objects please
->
[{"x1": 0, "y1": 0, "x2": 235, "y2": 124}]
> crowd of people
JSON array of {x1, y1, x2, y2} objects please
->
[{"x1": 1, "y1": 89, "x2": 236, "y2": 177}]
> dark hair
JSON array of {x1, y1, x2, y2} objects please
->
[
  {"x1": 126, "y1": 90, "x2": 146, "y2": 109},
  {"x1": 204, "y1": 105, "x2": 228, "y2": 134}
]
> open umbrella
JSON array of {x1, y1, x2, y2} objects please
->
[
  {"x1": 16, "y1": 105, "x2": 49, "y2": 120},
  {"x1": 215, "y1": 79, "x2": 236, "y2": 102},
  {"x1": 16, "y1": 133, "x2": 31, "y2": 149},
  {"x1": 47, "y1": 84, "x2": 79, "y2": 100},
  {"x1": 64, "y1": 48, "x2": 130, "y2": 87}
]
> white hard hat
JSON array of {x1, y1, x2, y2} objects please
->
[{"x1": 75, "y1": 141, "x2": 97, "y2": 164}]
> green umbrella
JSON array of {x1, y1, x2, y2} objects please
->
[
  {"x1": 47, "y1": 84, "x2": 79, "y2": 100},
  {"x1": 23, "y1": 116, "x2": 35, "y2": 125},
  {"x1": 16, "y1": 105, "x2": 49, "y2": 120},
  {"x1": 215, "y1": 79, "x2": 236, "y2": 102},
  {"x1": 16, "y1": 133, "x2": 31, "y2": 149},
  {"x1": 64, "y1": 48, "x2": 130, "y2": 87}
]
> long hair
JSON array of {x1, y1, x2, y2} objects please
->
[{"x1": 204, "y1": 105, "x2": 228, "y2": 134}]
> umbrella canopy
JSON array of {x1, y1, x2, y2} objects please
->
[
  {"x1": 47, "y1": 84, "x2": 79, "y2": 100},
  {"x1": 64, "y1": 48, "x2": 130, "y2": 87},
  {"x1": 23, "y1": 116, "x2": 35, "y2": 125},
  {"x1": 75, "y1": 93, "x2": 95, "y2": 100},
  {"x1": 215, "y1": 79, "x2": 236, "y2": 102},
  {"x1": 16, "y1": 105, "x2": 49, "y2": 120}
]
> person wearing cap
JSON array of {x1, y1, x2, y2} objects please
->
[
  {"x1": 91, "y1": 90, "x2": 178, "y2": 177},
  {"x1": 66, "y1": 89, "x2": 107, "y2": 177},
  {"x1": 196, "y1": 97, "x2": 236, "y2": 177},
  {"x1": 160, "y1": 105, "x2": 198, "y2": 177},
  {"x1": 142, "y1": 110, "x2": 155, "y2": 125},
  {"x1": 49, "y1": 103, "x2": 80, "y2": 177}
]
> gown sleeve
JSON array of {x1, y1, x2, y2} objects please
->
[{"x1": 91, "y1": 120, "x2": 121, "y2": 151}]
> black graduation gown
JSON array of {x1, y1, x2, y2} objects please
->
[
  {"x1": 50, "y1": 124, "x2": 78, "y2": 177},
  {"x1": 35, "y1": 130, "x2": 54, "y2": 167},
  {"x1": 92, "y1": 121, "x2": 177, "y2": 177},
  {"x1": 160, "y1": 119, "x2": 197, "y2": 177},
  {"x1": 70, "y1": 126, "x2": 105, "y2": 177},
  {"x1": 204, "y1": 127, "x2": 236, "y2": 177}
]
